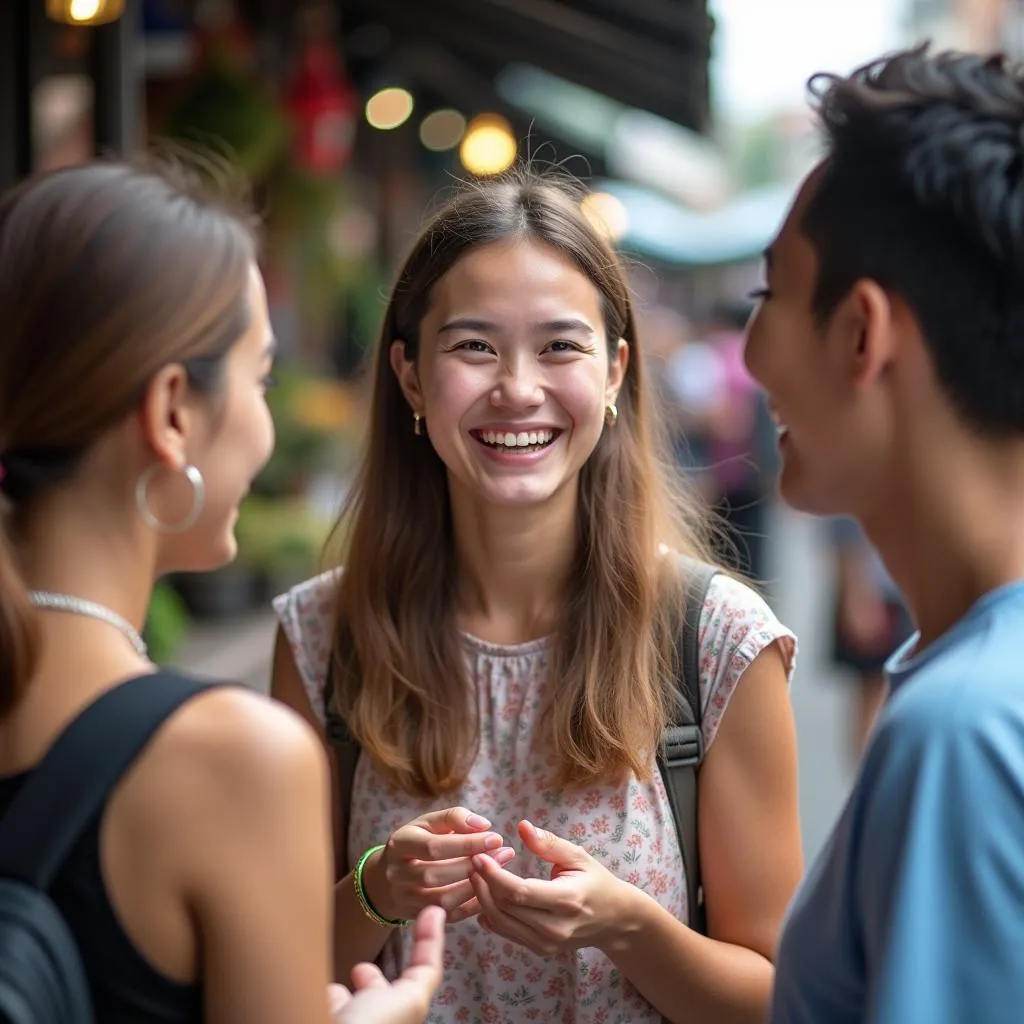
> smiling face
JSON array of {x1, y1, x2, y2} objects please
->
[
  {"x1": 390, "y1": 238, "x2": 628, "y2": 511},
  {"x1": 744, "y1": 167, "x2": 899, "y2": 518}
]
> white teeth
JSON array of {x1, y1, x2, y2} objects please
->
[{"x1": 478, "y1": 428, "x2": 555, "y2": 448}]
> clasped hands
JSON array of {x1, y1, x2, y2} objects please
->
[{"x1": 361, "y1": 806, "x2": 632, "y2": 959}]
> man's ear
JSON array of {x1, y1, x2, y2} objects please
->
[{"x1": 841, "y1": 278, "x2": 898, "y2": 390}]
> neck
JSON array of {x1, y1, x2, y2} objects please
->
[
  {"x1": 18, "y1": 488, "x2": 158, "y2": 635},
  {"x1": 862, "y1": 435, "x2": 1024, "y2": 651},
  {"x1": 449, "y1": 478, "x2": 578, "y2": 642}
]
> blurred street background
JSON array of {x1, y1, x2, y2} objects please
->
[{"x1": 3, "y1": 0, "x2": 1020, "y2": 863}]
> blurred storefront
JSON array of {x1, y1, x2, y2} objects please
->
[{"x1": 1, "y1": 0, "x2": 754, "y2": 651}]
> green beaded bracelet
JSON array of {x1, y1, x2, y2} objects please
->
[{"x1": 354, "y1": 844, "x2": 411, "y2": 928}]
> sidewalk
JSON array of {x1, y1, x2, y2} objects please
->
[{"x1": 169, "y1": 609, "x2": 278, "y2": 693}]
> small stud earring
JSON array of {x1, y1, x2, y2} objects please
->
[
  {"x1": 413, "y1": 411, "x2": 425, "y2": 436},
  {"x1": 605, "y1": 402, "x2": 619, "y2": 427}
]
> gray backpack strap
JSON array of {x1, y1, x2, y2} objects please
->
[
  {"x1": 323, "y1": 661, "x2": 361, "y2": 877},
  {"x1": 658, "y1": 558, "x2": 718, "y2": 935}
]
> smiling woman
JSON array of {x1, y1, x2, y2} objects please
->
[
  {"x1": 389, "y1": 236, "x2": 627, "y2": 512},
  {"x1": 271, "y1": 168, "x2": 803, "y2": 1024}
]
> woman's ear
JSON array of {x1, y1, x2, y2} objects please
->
[
  {"x1": 390, "y1": 339, "x2": 424, "y2": 414},
  {"x1": 137, "y1": 363, "x2": 194, "y2": 470},
  {"x1": 606, "y1": 338, "x2": 629, "y2": 406}
]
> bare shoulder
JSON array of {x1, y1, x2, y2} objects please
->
[
  {"x1": 118, "y1": 686, "x2": 328, "y2": 845},
  {"x1": 167, "y1": 686, "x2": 326, "y2": 795}
]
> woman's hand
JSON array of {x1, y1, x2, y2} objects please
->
[
  {"x1": 469, "y1": 820, "x2": 633, "y2": 957},
  {"x1": 364, "y1": 806, "x2": 516, "y2": 924},
  {"x1": 329, "y1": 905, "x2": 446, "y2": 1023}
]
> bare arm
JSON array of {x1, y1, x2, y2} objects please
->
[
  {"x1": 178, "y1": 690, "x2": 335, "y2": 1024},
  {"x1": 468, "y1": 641, "x2": 803, "y2": 1023},
  {"x1": 604, "y1": 642, "x2": 803, "y2": 1022},
  {"x1": 269, "y1": 627, "x2": 395, "y2": 980}
]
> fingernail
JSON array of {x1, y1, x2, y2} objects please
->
[
  {"x1": 495, "y1": 847, "x2": 516, "y2": 863},
  {"x1": 483, "y1": 833, "x2": 502, "y2": 849},
  {"x1": 473, "y1": 854, "x2": 489, "y2": 870},
  {"x1": 467, "y1": 814, "x2": 492, "y2": 829}
]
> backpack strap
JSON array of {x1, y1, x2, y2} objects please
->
[
  {"x1": 658, "y1": 558, "x2": 718, "y2": 934},
  {"x1": 322, "y1": 663, "x2": 360, "y2": 875},
  {"x1": 0, "y1": 671, "x2": 219, "y2": 890}
]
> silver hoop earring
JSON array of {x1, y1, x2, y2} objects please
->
[
  {"x1": 413, "y1": 412, "x2": 425, "y2": 436},
  {"x1": 605, "y1": 402, "x2": 619, "y2": 427},
  {"x1": 135, "y1": 463, "x2": 206, "y2": 534}
]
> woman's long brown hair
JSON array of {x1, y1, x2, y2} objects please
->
[{"x1": 329, "y1": 170, "x2": 721, "y2": 796}]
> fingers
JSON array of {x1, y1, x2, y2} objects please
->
[
  {"x1": 471, "y1": 871, "x2": 556, "y2": 957},
  {"x1": 389, "y1": 829, "x2": 504, "y2": 862},
  {"x1": 391, "y1": 843, "x2": 512, "y2": 892},
  {"x1": 471, "y1": 852, "x2": 554, "y2": 911},
  {"x1": 327, "y1": 983, "x2": 351, "y2": 1012},
  {"x1": 349, "y1": 963, "x2": 389, "y2": 992},
  {"x1": 379, "y1": 807, "x2": 515, "y2": 920},
  {"x1": 445, "y1": 896, "x2": 482, "y2": 924},
  {"x1": 417, "y1": 806, "x2": 493, "y2": 835},
  {"x1": 386, "y1": 847, "x2": 516, "y2": 914},
  {"x1": 517, "y1": 819, "x2": 589, "y2": 868},
  {"x1": 407, "y1": 905, "x2": 446, "y2": 969}
]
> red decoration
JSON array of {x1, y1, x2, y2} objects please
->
[{"x1": 286, "y1": 39, "x2": 358, "y2": 175}]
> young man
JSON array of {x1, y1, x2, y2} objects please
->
[{"x1": 745, "y1": 46, "x2": 1024, "y2": 1023}]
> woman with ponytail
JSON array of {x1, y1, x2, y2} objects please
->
[{"x1": 0, "y1": 158, "x2": 441, "y2": 1024}]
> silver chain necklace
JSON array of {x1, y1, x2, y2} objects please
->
[{"x1": 29, "y1": 591, "x2": 149, "y2": 659}]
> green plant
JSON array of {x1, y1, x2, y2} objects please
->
[
  {"x1": 144, "y1": 580, "x2": 191, "y2": 664},
  {"x1": 254, "y1": 362, "x2": 356, "y2": 497},
  {"x1": 235, "y1": 494, "x2": 333, "y2": 583}
]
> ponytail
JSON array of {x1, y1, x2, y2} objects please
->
[{"x1": 0, "y1": 520, "x2": 38, "y2": 715}]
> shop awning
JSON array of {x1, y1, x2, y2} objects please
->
[{"x1": 337, "y1": 0, "x2": 713, "y2": 135}]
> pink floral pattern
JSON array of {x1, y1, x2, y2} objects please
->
[{"x1": 274, "y1": 573, "x2": 796, "y2": 1023}]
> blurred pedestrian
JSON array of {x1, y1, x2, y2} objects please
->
[{"x1": 829, "y1": 518, "x2": 914, "y2": 758}]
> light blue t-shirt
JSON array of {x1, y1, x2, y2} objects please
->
[{"x1": 771, "y1": 579, "x2": 1024, "y2": 1024}]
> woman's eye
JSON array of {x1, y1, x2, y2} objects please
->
[
  {"x1": 262, "y1": 372, "x2": 278, "y2": 389},
  {"x1": 547, "y1": 340, "x2": 580, "y2": 353},
  {"x1": 458, "y1": 339, "x2": 492, "y2": 353},
  {"x1": 747, "y1": 287, "x2": 771, "y2": 302}
]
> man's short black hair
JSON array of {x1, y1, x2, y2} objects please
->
[{"x1": 802, "y1": 44, "x2": 1024, "y2": 435}]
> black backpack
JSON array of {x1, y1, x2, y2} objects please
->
[
  {"x1": 0, "y1": 672, "x2": 215, "y2": 1024},
  {"x1": 324, "y1": 559, "x2": 717, "y2": 933}
]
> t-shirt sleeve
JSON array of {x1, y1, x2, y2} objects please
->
[
  {"x1": 853, "y1": 697, "x2": 1024, "y2": 1023},
  {"x1": 271, "y1": 569, "x2": 340, "y2": 726},
  {"x1": 698, "y1": 574, "x2": 798, "y2": 750}
]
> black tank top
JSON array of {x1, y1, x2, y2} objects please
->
[{"x1": 0, "y1": 769, "x2": 203, "y2": 1022}]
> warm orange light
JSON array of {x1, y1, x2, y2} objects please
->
[
  {"x1": 46, "y1": 0, "x2": 125, "y2": 26},
  {"x1": 581, "y1": 192, "x2": 629, "y2": 242},
  {"x1": 459, "y1": 114, "x2": 516, "y2": 176}
]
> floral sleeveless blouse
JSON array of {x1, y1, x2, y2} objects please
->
[{"x1": 275, "y1": 571, "x2": 796, "y2": 1023}]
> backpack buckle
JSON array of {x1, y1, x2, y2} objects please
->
[{"x1": 661, "y1": 723, "x2": 703, "y2": 768}]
